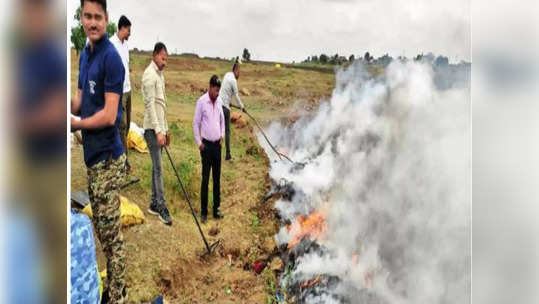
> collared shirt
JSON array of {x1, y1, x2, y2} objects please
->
[
  {"x1": 110, "y1": 34, "x2": 131, "y2": 93},
  {"x1": 78, "y1": 34, "x2": 125, "y2": 167},
  {"x1": 219, "y1": 71, "x2": 244, "y2": 109},
  {"x1": 142, "y1": 60, "x2": 168, "y2": 134},
  {"x1": 193, "y1": 92, "x2": 225, "y2": 146}
]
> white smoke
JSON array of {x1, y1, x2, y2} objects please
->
[{"x1": 259, "y1": 61, "x2": 470, "y2": 303}]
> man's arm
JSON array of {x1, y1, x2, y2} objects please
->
[
  {"x1": 219, "y1": 103, "x2": 225, "y2": 139},
  {"x1": 143, "y1": 74, "x2": 166, "y2": 146},
  {"x1": 192, "y1": 100, "x2": 203, "y2": 150},
  {"x1": 143, "y1": 75, "x2": 163, "y2": 135},
  {"x1": 71, "y1": 89, "x2": 82, "y2": 115},
  {"x1": 71, "y1": 92, "x2": 119, "y2": 130},
  {"x1": 232, "y1": 78, "x2": 245, "y2": 109}
]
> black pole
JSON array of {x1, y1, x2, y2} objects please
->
[
  {"x1": 164, "y1": 146, "x2": 212, "y2": 254},
  {"x1": 232, "y1": 105, "x2": 295, "y2": 164}
]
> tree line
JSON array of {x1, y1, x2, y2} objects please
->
[{"x1": 303, "y1": 52, "x2": 458, "y2": 67}]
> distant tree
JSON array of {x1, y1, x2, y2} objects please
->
[
  {"x1": 377, "y1": 54, "x2": 393, "y2": 66},
  {"x1": 319, "y1": 54, "x2": 329, "y2": 63},
  {"x1": 414, "y1": 53, "x2": 423, "y2": 61},
  {"x1": 311, "y1": 55, "x2": 318, "y2": 62},
  {"x1": 70, "y1": 5, "x2": 117, "y2": 54},
  {"x1": 242, "y1": 48, "x2": 251, "y2": 62},
  {"x1": 435, "y1": 55, "x2": 449, "y2": 67},
  {"x1": 423, "y1": 52, "x2": 435, "y2": 64},
  {"x1": 364, "y1": 52, "x2": 373, "y2": 63},
  {"x1": 106, "y1": 22, "x2": 117, "y2": 37},
  {"x1": 349, "y1": 54, "x2": 355, "y2": 62},
  {"x1": 70, "y1": 26, "x2": 86, "y2": 55},
  {"x1": 329, "y1": 53, "x2": 339, "y2": 64}
]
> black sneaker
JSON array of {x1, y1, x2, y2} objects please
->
[
  {"x1": 225, "y1": 155, "x2": 232, "y2": 161},
  {"x1": 200, "y1": 214, "x2": 207, "y2": 224},
  {"x1": 147, "y1": 202, "x2": 160, "y2": 216},
  {"x1": 148, "y1": 204, "x2": 172, "y2": 226},
  {"x1": 159, "y1": 206, "x2": 172, "y2": 225},
  {"x1": 213, "y1": 210, "x2": 224, "y2": 220}
]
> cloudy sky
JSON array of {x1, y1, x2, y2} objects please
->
[{"x1": 69, "y1": 0, "x2": 470, "y2": 63}]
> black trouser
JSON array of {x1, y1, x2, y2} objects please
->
[
  {"x1": 200, "y1": 138, "x2": 221, "y2": 216},
  {"x1": 222, "y1": 106, "x2": 231, "y2": 158}
]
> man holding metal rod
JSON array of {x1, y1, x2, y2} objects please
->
[
  {"x1": 142, "y1": 42, "x2": 172, "y2": 226},
  {"x1": 219, "y1": 61, "x2": 245, "y2": 161},
  {"x1": 193, "y1": 75, "x2": 225, "y2": 223}
]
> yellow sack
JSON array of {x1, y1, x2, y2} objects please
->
[
  {"x1": 127, "y1": 129, "x2": 149, "y2": 153},
  {"x1": 82, "y1": 195, "x2": 145, "y2": 227},
  {"x1": 98, "y1": 268, "x2": 105, "y2": 299}
]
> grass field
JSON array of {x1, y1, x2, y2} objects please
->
[{"x1": 70, "y1": 49, "x2": 335, "y2": 303}]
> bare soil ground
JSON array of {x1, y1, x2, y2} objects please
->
[{"x1": 71, "y1": 50, "x2": 334, "y2": 303}]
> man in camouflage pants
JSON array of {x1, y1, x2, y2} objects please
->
[
  {"x1": 71, "y1": 0, "x2": 127, "y2": 302},
  {"x1": 87, "y1": 155, "x2": 127, "y2": 301}
]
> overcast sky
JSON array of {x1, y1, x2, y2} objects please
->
[{"x1": 69, "y1": 0, "x2": 470, "y2": 63}]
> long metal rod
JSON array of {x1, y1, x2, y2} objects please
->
[
  {"x1": 231, "y1": 105, "x2": 295, "y2": 164},
  {"x1": 164, "y1": 146, "x2": 212, "y2": 254}
]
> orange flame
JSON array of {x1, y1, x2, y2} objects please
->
[
  {"x1": 300, "y1": 274, "x2": 322, "y2": 288},
  {"x1": 287, "y1": 210, "x2": 327, "y2": 249}
]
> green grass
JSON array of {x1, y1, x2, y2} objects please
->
[{"x1": 71, "y1": 49, "x2": 336, "y2": 303}]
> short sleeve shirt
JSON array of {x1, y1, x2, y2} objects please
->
[{"x1": 78, "y1": 34, "x2": 125, "y2": 167}]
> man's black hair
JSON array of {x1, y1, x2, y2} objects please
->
[
  {"x1": 80, "y1": 0, "x2": 106, "y2": 12},
  {"x1": 118, "y1": 15, "x2": 131, "y2": 29},
  {"x1": 153, "y1": 42, "x2": 167, "y2": 55},
  {"x1": 210, "y1": 75, "x2": 221, "y2": 88}
]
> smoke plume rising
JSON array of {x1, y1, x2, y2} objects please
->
[{"x1": 260, "y1": 61, "x2": 470, "y2": 303}]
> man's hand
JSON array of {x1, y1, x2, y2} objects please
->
[
  {"x1": 71, "y1": 117, "x2": 80, "y2": 132},
  {"x1": 166, "y1": 132, "x2": 171, "y2": 146},
  {"x1": 157, "y1": 132, "x2": 166, "y2": 147},
  {"x1": 219, "y1": 137, "x2": 223, "y2": 146},
  {"x1": 198, "y1": 143, "x2": 204, "y2": 152}
]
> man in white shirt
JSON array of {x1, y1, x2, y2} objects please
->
[
  {"x1": 219, "y1": 61, "x2": 245, "y2": 160},
  {"x1": 110, "y1": 15, "x2": 132, "y2": 172}
]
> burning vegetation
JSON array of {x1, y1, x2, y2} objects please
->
[
  {"x1": 286, "y1": 210, "x2": 327, "y2": 249},
  {"x1": 260, "y1": 61, "x2": 470, "y2": 303}
]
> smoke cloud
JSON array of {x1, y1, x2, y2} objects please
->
[{"x1": 260, "y1": 61, "x2": 470, "y2": 303}]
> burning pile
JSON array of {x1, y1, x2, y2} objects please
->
[
  {"x1": 260, "y1": 61, "x2": 470, "y2": 303},
  {"x1": 287, "y1": 210, "x2": 327, "y2": 249}
]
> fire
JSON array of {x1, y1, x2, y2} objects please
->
[
  {"x1": 300, "y1": 274, "x2": 322, "y2": 288},
  {"x1": 287, "y1": 210, "x2": 327, "y2": 249}
]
